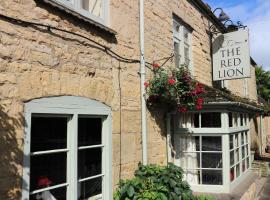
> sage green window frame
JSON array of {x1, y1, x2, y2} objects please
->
[{"x1": 22, "y1": 96, "x2": 112, "y2": 200}]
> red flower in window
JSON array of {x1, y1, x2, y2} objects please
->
[
  {"x1": 168, "y1": 79, "x2": 176, "y2": 85},
  {"x1": 152, "y1": 63, "x2": 160, "y2": 68},
  {"x1": 37, "y1": 176, "x2": 52, "y2": 187}
]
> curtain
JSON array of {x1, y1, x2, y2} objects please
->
[{"x1": 174, "y1": 136, "x2": 199, "y2": 184}]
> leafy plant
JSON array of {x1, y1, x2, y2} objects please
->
[
  {"x1": 145, "y1": 64, "x2": 206, "y2": 112},
  {"x1": 195, "y1": 195, "x2": 215, "y2": 200},
  {"x1": 114, "y1": 163, "x2": 204, "y2": 200},
  {"x1": 255, "y1": 66, "x2": 270, "y2": 102}
]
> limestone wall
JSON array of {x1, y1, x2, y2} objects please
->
[{"x1": 226, "y1": 65, "x2": 258, "y2": 102}]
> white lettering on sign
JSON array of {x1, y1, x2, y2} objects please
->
[{"x1": 213, "y1": 29, "x2": 251, "y2": 81}]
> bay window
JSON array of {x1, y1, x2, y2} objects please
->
[
  {"x1": 170, "y1": 110, "x2": 251, "y2": 193},
  {"x1": 22, "y1": 96, "x2": 112, "y2": 200}
]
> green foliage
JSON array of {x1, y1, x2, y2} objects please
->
[
  {"x1": 145, "y1": 65, "x2": 205, "y2": 112},
  {"x1": 195, "y1": 195, "x2": 215, "y2": 200},
  {"x1": 114, "y1": 163, "x2": 202, "y2": 200},
  {"x1": 255, "y1": 66, "x2": 270, "y2": 102}
]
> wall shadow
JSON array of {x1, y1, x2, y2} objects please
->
[
  {"x1": 0, "y1": 104, "x2": 27, "y2": 200},
  {"x1": 148, "y1": 107, "x2": 168, "y2": 138}
]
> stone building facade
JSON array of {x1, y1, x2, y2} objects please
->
[{"x1": 0, "y1": 0, "x2": 267, "y2": 199}]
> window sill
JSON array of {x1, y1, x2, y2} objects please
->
[{"x1": 43, "y1": 0, "x2": 117, "y2": 35}]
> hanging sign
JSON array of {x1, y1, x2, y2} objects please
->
[{"x1": 212, "y1": 29, "x2": 250, "y2": 81}]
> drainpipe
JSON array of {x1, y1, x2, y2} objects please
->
[
  {"x1": 260, "y1": 115, "x2": 264, "y2": 155},
  {"x1": 139, "y1": 0, "x2": 148, "y2": 165}
]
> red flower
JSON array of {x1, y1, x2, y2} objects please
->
[
  {"x1": 152, "y1": 63, "x2": 160, "y2": 68},
  {"x1": 195, "y1": 83, "x2": 205, "y2": 94},
  {"x1": 196, "y1": 104, "x2": 203, "y2": 110},
  {"x1": 144, "y1": 82, "x2": 150, "y2": 88},
  {"x1": 178, "y1": 106, "x2": 187, "y2": 113},
  {"x1": 168, "y1": 79, "x2": 176, "y2": 85},
  {"x1": 196, "y1": 97, "x2": 204, "y2": 104},
  {"x1": 37, "y1": 176, "x2": 52, "y2": 187}
]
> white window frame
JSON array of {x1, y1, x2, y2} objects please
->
[
  {"x1": 173, "y1": 18, "x2": 193, "y2": 74},
  {"x1": 169, "y1": 110, "x2": 251, "y2": 193},
  {"x1": 229, "y1": 131, "x2": 250, "y2": 183},
  {"x1": 174, "y1": 135, "x2": 223, "y2": 185},
  {"x1": 22, "y1": 96, "x2": 112, "y2": 200},
  {"x1": 49, "y1": 0, "x2": 109, "y2": 26}
]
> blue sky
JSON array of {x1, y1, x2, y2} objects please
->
[{"x1": 204, "y1": 0, "x2": 270, "y2": 70}]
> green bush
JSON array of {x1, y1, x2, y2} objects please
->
[
  {"x1": 195, "y1": 195, "x2": 215, "y2": 200},
  {"x1": 114, "y1": 163, "x2": 200, "y2": 200}
]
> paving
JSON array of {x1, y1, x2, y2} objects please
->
[
  {"x1": 255, "y1": 176, "x2": 270, "y2": 200},
  {"x1": 255, "y1": 154, "x2": 270, "y2": 200}
]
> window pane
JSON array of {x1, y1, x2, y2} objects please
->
[
  {"x1": 31, "y1": 117, "x2": 67, "y2": 152},
  {"x1": 242, "y1": 146, "x2": 245, "y2": 158},
  {"x1": 201, "y1": 113, "x2": 221, "y2": 128},
  {"x1": 230, "y1": 151, "x2": 234, "y2": 166},
  {"x1": 30, "y1": 153, "x2": 66, "y2": 191},
  {"x1": 78, "y1": 117, "x2": 102, "y2": 146},
  {"x1": 184, "y1": 46, "x2": 190, "y2": 66},
  {"x1": 173, "y1": 21, "x2": 180, "y2": 33},
  {"x1": 184, "y1": 28, "x2": 189, "y2": 43},
  {"x1": 236, "y1": 164, "x2": 240, "y2": 177},
  {"x1": 244, "y1": 114, "x2": 248, "y2": 125},
  {"x1": 195, "y1": 136, "x2": 200, "y2": 151},
  {"x1": 78, "y1": 177, "x2": 102, "y2": 199},
  {"x1": 202, "y1": 153, "x2": 222, "y2": 168},
  {"x1": 202, "y1": 136, "x2": 222, "y2": 151},
  {"x1": 180, "y1": 153, "x2": 200, "y2": 168},
  {"x1": 240, "y1": 114, "x2": 243, "y2": 126},
  {"x1": 81, "y1": 0, "x2": 103, "y2": 18},
  {"x1": 230, "y1": 135, "x2": 234, "y2": 149},
  {"x1": 202, "y1": 170, "x2": 222, "y2": 185},
  {"x1": 236, "y1": 149, "x2": 240, "y2": 162},
  {"x1": 30, "y1": 187, "x2": 66, "y2": 200},
  {"x1": 194, "y1": 113, "x2": 199, "y2": 128},
  {"x1": 230, "y1": 168, "x2": 235, "y2": 182},
  {"x1": 229, "y1": 112, "x2": 233, "y2": 127},
  {"x1": 235, "y1": 134, "x2": 239, "y2": 148},
  {"x1": 78, "y1": 148, "x2": 102, "y2": 179},
  {"x1": 233, "y1": 113, "x2": 238, "y2": 127},
  {"x1": 241, "y1": 132, "x2": 245, "y2": 145},
  {"x1": 174, "y1": 42, "x2": 180, "y2": 68}
]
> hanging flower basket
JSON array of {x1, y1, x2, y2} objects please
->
[{"x1": 145, "y1": 63, "x2": 206, "y2": 112}]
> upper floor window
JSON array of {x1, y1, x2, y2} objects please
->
[
  {"x1": 173, "y1": 18, "x2": 192, "y2": 70},
  {"x1": 51, "y1": 0, "x2": 109, "y2": 26}
]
